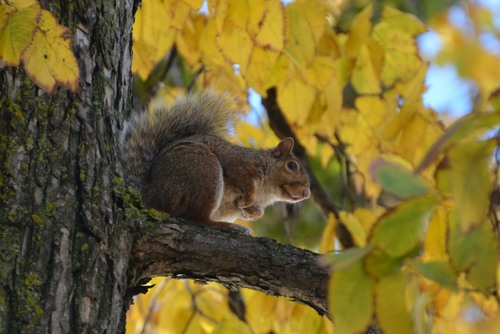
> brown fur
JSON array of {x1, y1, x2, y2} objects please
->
[{"x1": 120, "y1": 94, "x2": 310, "y2": 232}]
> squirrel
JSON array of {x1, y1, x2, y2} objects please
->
[{"x1": 119, "y1": 93, "x2": 311, "y2": 233}]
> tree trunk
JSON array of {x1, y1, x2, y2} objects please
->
[{"x1": 0, "y1": 0, "x2": 137, "y2": 332}]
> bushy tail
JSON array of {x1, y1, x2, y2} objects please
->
[{"x1": 119, "y1": 93, "x2": 237, "y2": 187}]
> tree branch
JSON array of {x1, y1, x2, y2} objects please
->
[{"x1": 128, "y1": 218, "x2": 330, "y2": 318}]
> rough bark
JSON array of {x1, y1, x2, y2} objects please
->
[
  {"x1": 0, "y1": 0, "x2": 137, "y2": 332},
  {"x1": 129, "y1": 218, "x2": 330, "y2": 317}
]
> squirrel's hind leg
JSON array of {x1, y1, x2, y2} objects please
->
[
  {"x1": 143, "y1": 142, "x2": 221, "y2": 222},
  {"x1": 144, "y1": 141, "x2": 250, "y2": 234}
]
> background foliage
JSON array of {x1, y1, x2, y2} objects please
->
[
  {"x1": 2, "y1": 0, "x2": 499, "y2": 333},
  {"x1": 126, "y1": 0, "x2": 500, "y2": 333}
]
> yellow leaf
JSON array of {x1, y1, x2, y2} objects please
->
[
  {"x1": 356, "y1": 207, "x2": 386, "y2": 237},
  {"x1": 0, "y1": 1, "x2": 40, "y2": 65},
  {"x1": 199, "y1": 67, "x2": 247, "y2": 99},
  {"x1": 306, "y1": 94, "x2": 324, "y2": 124},
  {"x1": 277, "y1": 78, "x2": 315, "y2": 126},
  {"x1": 245, "y1": 291, "x2": 277, "y2": 333},
  {"x1": 339, "y1": 141, "x2": 382, "y2": 199},
  {"x1": 22, "y1": 10, "x2": 79, "y2": 94},
  {"x1": 397, "y1": 112, "x2": 443, "y2": 166},
  {"x1": 395, "y1": 62, "x2": 428, "y2": 105},
  {"x1": 132, "y1": 0, "x2": 175, "y2": 79},
  {"x1": 422, "y1": 205, "x2": 448, "y2": 261},
  {"x1": 352, "y1": 44, "x2": 381, "y2": 94},
  {"x1": 469, "y1": 49, "x2": 500, "y2": 98},
  {"x1": 176, "y1": 13, "x2": 205, "y2": 68},
  {"x1": 470, "y1": 291, "x2": 500, "y2": 318},
  {"x1": 329, "y1": 262, "x2": 375, "y2": 334},
  {"x1": 199, "y1": 19, "x2": 230, "y2": 70},
  {"x1": 222, "y1": 0, "x2": 254, "y2": 31},
  {"x1": 216, "y1": 20, "x2": 253, "y2": 72},
  {"x1": 252, "y1": 0, "x2": 285, "y2": 52},
  {"x1": 246, "y1": 46, "x2": 280, "y2": 95},
  {"x1": 374, "y1": 25, "x2": 422, "y2": 87},
  {"x1": 284, "y1": 1, "x2": 325, "y2": 65},
  {"x1": 132, "y1": 38, "x2": 163, "y2": 80},
  {"x1": 345, "y1": 4, "x2": 372, "y2": 58},
  {"x1": 319, "y1": 213, "x2": 336, "y2": 253},
  {"x1": 340, "y1": 211, "x2": 367, "y2": 247},
  {"x1": 258, "y1": 53, "x2": 292, "y2": 91},
  {"x1": 287, "y1": 0, "x2": 326, "y2": 42},
  {"x1": 432, "y1": 290, "x2": 465, "y2": 333},
  {"x1": 234, "y1": 121, "x2": 269, "y2": 147},
  {"x1": 376, "y1": 271, "x2": 412, "y2": 334},
  {"x1": 381, "y1": 5, "x2": 427, "y2": 35},
  {"x1": 281, "y1": 300, "x2": 334, "y2": 333},
  {"x1": 0, "y1": 2, "x2": 15, "y2": 31},
  {"x1": 373, "y1": 7, "x2": 425, "y2": 87},
  {"x1": 315, "y1": 75, "x2": 342, "y2": 138},
  {"x1": 449, "y1": 140, "x2": 495, "y2": 232},
  {"x1": 183, "y1": 0, "x2": 203, "y2": 9},
  {"x1": 319, "y1": 143, "x2": 334, "y2": 167},
  {"x1": 157, "y1": 282, "x2": 199, "y2": 333},
  {"x1": 212, "y1": 0, "x2": 227, "y2": 31},
  {"x1": 356, "y1": 95, "x2": 391, "y2": 132},
  {"x1": 305, "y1": 56, "x2": 336, "y2": 89},
  {"x1": 153, "y1": 0, "x2": 174, "y2": 44},
  {"x1": 170, "y1": 0, "x2": 191, "y2": 30},
  {"x1": 317, "y1": 28, "x2": 341, "y2": 58},
  {"x1": 295, "y1": 126, "x2": 319, "y2": 155}
]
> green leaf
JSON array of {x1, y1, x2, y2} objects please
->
[
  {"x1": 448, "y1": 210, "x2": 498, "y2": 294},
  {"x1": 418, "y1": 111, "x2": 500, "y2": 172},
  {"x1": 407, "y1": 259, "x2": 458, "y2": 292},
  {"x1": 322, "y1": 244, "x2": 374, "y2": 271},
  {"x1": 370, "y1": 195, "x2": 438, "y2": 257},
  {"x1": 376, "y1": 271, "x2": 412, "y2": 334},
  {"x1": 364, "y1": 247, "x2": 409, "y2": 278},
  {"x1": 329, "y1": 262, "x2": 375, "y2": 334},
  {"x1": 489, "y1": 88, "x2": 500, "y2": 111},
  {"x1": 435, "y1": 161, "x2": 452, "y2": 196},
  {"x1": 449, "y1": 139, "x2": 495, "y2": 232},
  {"x1": 0, "y1": 2, "x2": 40, "y2": 65},
  {"x1": 371, "y1": 157, "x2": 429, "y2": 199}
]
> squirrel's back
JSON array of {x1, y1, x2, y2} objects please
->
[{"x1": 119, "y1": 93, "x2": 236, "y2": 187}]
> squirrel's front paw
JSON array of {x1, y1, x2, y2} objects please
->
[
  {"x1": 236, "y1": 195, "x2": 255, "y2": 209},
  {"x1": 241, "y1": 205, "x2": 264, "y2": 221}
]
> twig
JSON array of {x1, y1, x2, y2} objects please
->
[{"x1": 262, "y1": 88, "x2": 354, "y2": 248}]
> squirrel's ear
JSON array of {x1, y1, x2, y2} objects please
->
[{"x1": 272, "y1": 137, "x2": 294, "y2": 158}]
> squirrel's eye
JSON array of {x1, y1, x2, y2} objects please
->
[{"x1": 287, "y1": 161, "x2": 298, "y2": 171}]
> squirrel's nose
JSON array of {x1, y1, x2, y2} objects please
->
[{"x1": 303, "y1": 189, "x2": 311, "y2": 199}]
